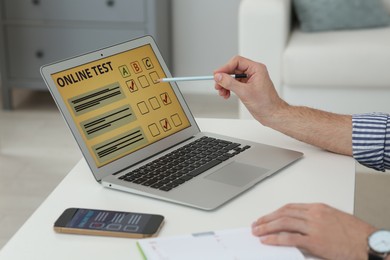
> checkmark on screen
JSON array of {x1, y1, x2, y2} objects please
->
[{"x1": 160, "y1": 118, "x2": 171, "y2": 131}]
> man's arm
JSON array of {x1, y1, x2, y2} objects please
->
[
  {"x1": 262, "y1": 105, "x2": 352, "y2": 156},
  {"x1": 214, "y1": 56, "x2": 352, "y2": 156}
]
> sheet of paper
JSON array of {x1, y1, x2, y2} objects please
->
[{"x1": 137, "y1": 227, "x2": 305, "y2": 260}]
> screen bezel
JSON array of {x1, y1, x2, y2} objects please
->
[{"x1": 41, "y1": 35, "x2": 200, "y2": 181}]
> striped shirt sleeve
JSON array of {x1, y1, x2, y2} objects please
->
[{"x1": 352, "y1": 113, "x2": 390, "y2": 172}]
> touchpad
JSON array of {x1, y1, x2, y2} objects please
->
[{"x1": 205, "y1": 162, "x2": 269, "y2": 187}]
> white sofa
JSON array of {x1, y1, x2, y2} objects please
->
[{"x1": 238, "y1": 0, "x2": 390, "y2": 118}]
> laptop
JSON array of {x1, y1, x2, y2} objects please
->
[{"x1": 41, "y1": 35, "x2": 303, "y2": 210}]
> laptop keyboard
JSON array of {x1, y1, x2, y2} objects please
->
[{"x1": 118, "y1": 136, "x2": 251, "y2": 191}]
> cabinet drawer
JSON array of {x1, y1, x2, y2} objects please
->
[
  {"x1": 4, "y1": 0, "x2": 145, "y2": 23},
  {"x1": 6, "y1": 26, "x2": 145, "y2": 79}
]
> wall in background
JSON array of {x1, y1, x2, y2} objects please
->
[{"x1": 171, "y1": 0, "x2": 241, "y2": 94}]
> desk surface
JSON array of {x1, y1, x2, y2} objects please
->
[{"x1": 0, "y1": 118, "x2": 355, "y2": 259}]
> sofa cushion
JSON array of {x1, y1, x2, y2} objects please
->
[
  {"x1": 283, "y1": 27, "x2": 390, "y2": 88},
  {"x1": 293, "y1": 0, "x2": 390, "y2": 32}
]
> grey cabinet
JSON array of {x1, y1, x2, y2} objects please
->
[{"x1": 0, "y1": 0, "x2": 171, "y2": 109}]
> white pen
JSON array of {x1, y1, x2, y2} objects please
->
[{"x1": 158, "y1": 73, "x2": 247, "y2": 82}]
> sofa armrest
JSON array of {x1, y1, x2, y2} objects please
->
[{"x1": 238, "y1": 0, "x2": 292, "y2": 118}]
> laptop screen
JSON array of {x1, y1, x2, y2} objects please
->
[{"x1": 50, "y1": 44, "x2": 191, "y2": 168}]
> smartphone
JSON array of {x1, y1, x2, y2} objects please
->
[{"x1": 54, "y1": 208, "x2": 164, "y2": 238}]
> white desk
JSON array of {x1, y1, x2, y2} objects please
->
[{"x1": 0, "y1": 118, "x2": 355, "y2": 259}]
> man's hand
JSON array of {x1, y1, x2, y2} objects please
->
[
  {"x1": 252, "y1": 203, "x2": 376, "y2": 260},
  {"x1": 213, "y1": 55, "x2": 286, "y2": 124}
]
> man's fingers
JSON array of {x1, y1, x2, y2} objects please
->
[
  {"x1": 214, "y1": 72, "x2": 245, "y2": 93},
  {"x1": 214, "y1": 73, "x2": 231, "y2": 89},
  {"x1": 214, "y1": 55, "x2": 254, "y2": 75},
  {"x1": 252, "y1": 216, "x2": 309, "y2": 237},
  {"x1": 253, "y1": 203, "x2": 310, "y2": 227},
  {"x1": 218, "y1": 88, "x2": 230, "y2": 99},
  {"x1": 260, "y1": 232, "x2": 308, "y2": 249}
]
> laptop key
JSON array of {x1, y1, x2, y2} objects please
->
[
  {"x1": 142, "y1": 178, "x2": 159, "y2": 186},
  {"x1": 133, "y1": 178, "x2": 147, "y2": 184},
  {"x1": 217, "y1": 155, "x2": 230, "y2": 161},
  {"x1": 159, "y1": 186, "x2": 172, "y2": 191},
  {"x1": 188, "y1": 160, "x2": 222, "y2": 177},
  {"x1": 171, "y1": 179, "x2": 185, "y2": 185},
  {"x1": 179, "y1": 175, "x2": 193, "y2": 181},
  {"x1": 165, "y1": 182, "x2": 179, "y2": 189},
  {"x1": 150, "y1": 182, "x2": 165, "y2": 189},
  {"x1": 224, "y1": 143, "x2": 240, "y2": 150}
]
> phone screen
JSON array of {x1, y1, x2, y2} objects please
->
[
  {"x1": 68, "y1": 208, "x2": 153, "y2": 233},
  {"x1": 55, "y1": 208, "x2": 164, "y2": 237}
]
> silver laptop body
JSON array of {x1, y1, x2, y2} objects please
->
[{"x1": 41, "y1": 36, "x2": 303, "y2": 210}]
